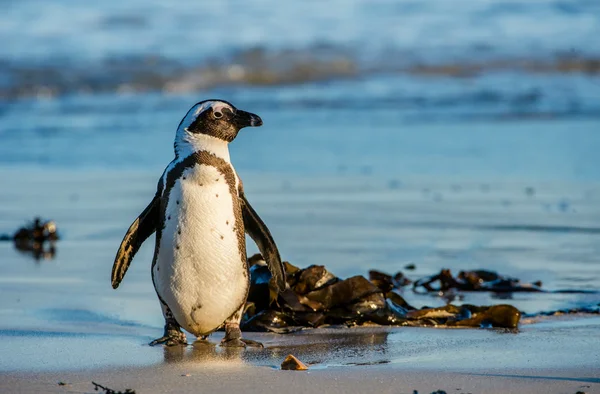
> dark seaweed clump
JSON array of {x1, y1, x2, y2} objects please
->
[
  {"x1": 412, "y1": 267, "x2": 593, "y2": 295},
  {"x1": 413, "y1": 268, "x2": 542, "y2": 293},
  {"x1": 242, "y1": 255, "x2": 522, "y2": 333},
  {"x1": 92, "y1": 381, "x2": 136, "y2": 394},
  {"x1": 0, "y1": 217, "x2": 59, "y2": 260}
]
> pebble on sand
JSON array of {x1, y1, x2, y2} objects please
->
[{"x1": 281, "y1": 355, "x2": 308, "y2": 371}]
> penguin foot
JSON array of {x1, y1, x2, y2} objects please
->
[
  {"x1": 220, "y1": 337, "x2": 264, "y2": 348},
  {"x1": 149, "y1": 329, "x2": 187, "y2": 347},
  {"x1": 220, "y1": 323, "x2": 263, "y2": 348}
]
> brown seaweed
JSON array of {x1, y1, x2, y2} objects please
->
[
  {"x1": 242, "y1": 310, "x2": 302, "y2": 334},
  {"x1": 369, "y1": 270, "x2": 411, "y2": 291},
  {"x1": 242, "y1": 255, "x2": 526, "y2": 332},
  {"x1": 2, "y1": 217, "x2": 59, "y2": 261},
  {"x1": 91, "y1": 381, "x2": 136, "y2": 394},
  {"x1": 368, "y1": 270, "x2": 394, "y2": 292},
  {"x1": 413, "y1": 268, "x2": 543, "y2": 294},
  {"x1": 452, "y1": 304, "x2": 521, "y2": 329},
  {"x1": 294, "y1": 265, "x2": 338, "y2": 294},
  {"x1": 407, "y1": 304, "x2": 521, "y2": 329},
  {"x1": 304, "y1": 276, "x2": 380, "y2": 310}
]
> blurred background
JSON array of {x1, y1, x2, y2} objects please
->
[
  {"x1": 1, "y1": 0, "x2": 599, "y2": 175},
  {"x1": 1, "y1": 0, "x2": 600, "y2": 343}
]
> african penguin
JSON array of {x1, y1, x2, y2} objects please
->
[{"x1": 111, "y1": 99, "x2": 286, "y2": 347}]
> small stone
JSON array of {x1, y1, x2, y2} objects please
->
[{"x1": 281, "y1": 354, "x2": 308, "y2": 371}]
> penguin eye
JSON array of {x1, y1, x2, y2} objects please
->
[{"x1": 213, "y1": 111, "x2": 223, "y2": 119}]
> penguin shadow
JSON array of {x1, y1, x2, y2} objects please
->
[{"x1": 162, "y1": 340, "x2": 245, "y2": 365}]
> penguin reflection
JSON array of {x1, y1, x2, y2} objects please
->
[{"x1": 163, "y1": 340, "x2": 244, "y2": 365}]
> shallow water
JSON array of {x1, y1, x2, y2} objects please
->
[{"x1": 2, "y1": 0, "x2": 600, "y2": 109}]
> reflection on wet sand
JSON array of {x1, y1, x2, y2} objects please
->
[
  {"x1": 267, "y1": 330, "x2": 389, "y2": 368},
  {"x1": 162, "y1": 341, "x2": 244, "y2": 365},
  {"x1": 162, "y1": 330, "x2": 390, "y2": 368},
  {"x1": 14, "y1": 241, "x2": 56, "y2": 262}
]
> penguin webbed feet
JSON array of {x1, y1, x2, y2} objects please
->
[
  {"x1": 220, "y1": 337, "x2": 263, "y2": 348},
  {"x1": 149, "y1": 323, "x2": 188, "y2": 347},
  {"x1": 220, "y1": 324, "x2": 263, "y2": 348}
]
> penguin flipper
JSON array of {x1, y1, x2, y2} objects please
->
[
  {"x1": 111, "y1": 196, "x2": 160, "y2": 289},
  {"x1": 239, "y1": 192, "x2": 286, "y2": 293}
]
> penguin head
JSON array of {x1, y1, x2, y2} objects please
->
[{"x1": 176, "y1": 99, "x2": 262, "y2": 143}]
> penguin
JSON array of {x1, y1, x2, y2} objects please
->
[{"x1": 110, "y1": 99, "x2": 286, "y2": 347}]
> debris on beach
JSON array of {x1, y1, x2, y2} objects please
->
[
  {"x1": 413, "y1": 268, "x2": 543, "y2": 294},
  {"x1": 407, "y1": 304, "x2": 521, "y2": 329},
  {"x1": 242, "y1": 255, "x2": 524, "y2": 333},
  {"x1": 91, "y1": 381, "x2": 136, "y2": 394},
  {"x1": 0, "y1": 217, "x2": 59, "y2": 260},
  {"x1": 411, "y1": 268, "x2": 593, "y2": 295},
  {"x1": 281, "y1": 354, "x2": 309, "y2": 371}
]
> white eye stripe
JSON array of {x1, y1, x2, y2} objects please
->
[
  {"x1": 180, "y1": 101, "x2": 233, "y2": 131},
  {"x1": 209, "y1": 102, "x2": 231, "y2": 115}
]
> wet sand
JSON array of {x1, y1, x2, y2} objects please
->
[
  {"x1": 1, "y1": 169, "x2": 599, "y2": 393},
  {"x1": 3, "y1": 367, "x2": 599, "y2": 394},
  {"x1": 1, "y1": 318, "x2": 599, "y2": 393}
]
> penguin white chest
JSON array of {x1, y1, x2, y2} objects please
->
[{"x1": 153, "y1": 164, "x2": 248, "y2": 336}]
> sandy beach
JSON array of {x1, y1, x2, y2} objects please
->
[{"x1": 2, "y1": 318, "x2": 599, "y2": 394}]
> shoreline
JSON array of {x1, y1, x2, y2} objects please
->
[
  {"x1": 2, "y1": 317, "x2": 599, "y2": 393},
  {"x1": 2, "y1": 316, "x2": 599, "y2": 368}
]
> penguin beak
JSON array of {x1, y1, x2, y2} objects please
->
[{"x1": 235, "y1": 110, "x2": 263, "y2": 128}]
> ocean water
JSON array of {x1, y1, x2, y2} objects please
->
[{"x1": 0, "y1": 0, "x2": 599, "y2": 355}]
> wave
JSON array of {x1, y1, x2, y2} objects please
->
[{"x1": 0, "y1": 47, "x2": 599, "y2": 100}]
